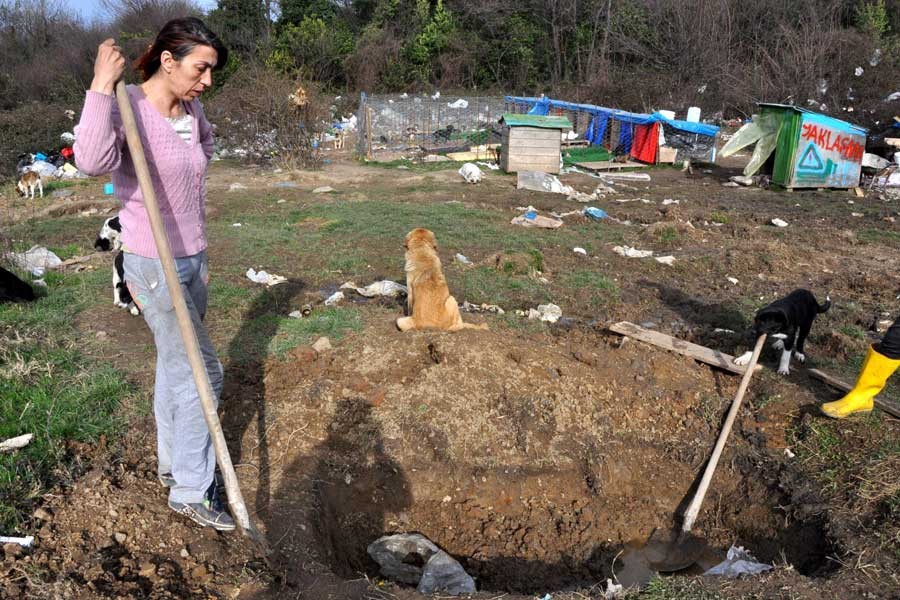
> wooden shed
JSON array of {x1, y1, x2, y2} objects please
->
[{"x1": 500, "y1": 113, "x2": 572, "y2": 174}]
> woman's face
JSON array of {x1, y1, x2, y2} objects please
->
[{"x1": 161, "y1": 44, "x2": 218, "y2": 101}]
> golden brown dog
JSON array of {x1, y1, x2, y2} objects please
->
[{"x1": 397, "y1": 228, "x2": 487, "y2": 332}]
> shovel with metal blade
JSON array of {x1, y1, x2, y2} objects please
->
[{"x1": 619, "y1": 334, "x2": 767, "y2": 580}]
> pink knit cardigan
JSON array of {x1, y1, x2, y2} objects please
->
[{"x1": 74, "y1": 85, "x2": 215, "y2": 258}]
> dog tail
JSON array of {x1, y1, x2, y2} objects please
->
[{"x1": 818, "y1": 295, "x2": 832, "y2": 313}]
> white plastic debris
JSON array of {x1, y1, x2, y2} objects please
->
[
  {"x1": 7, "y1": 246, "x2": 62, "y2": 276},
  {"x1": 517, "y1": 170, "x2": 574, "y2": 195},
  {"x1": 771, "y1": 218, "x2": 789, "y2": 227},
  {"x1": 232, "y1": 223, "x2": 242, "y2": 227},
  {"x1": 573, "y1": 247, "x2": 587, "y2": 256},
  {"x1": 0, "y1": 535, "x2": 34, "y2": 548},
  {"x1": 60, "y1": 131, "x2": 76, "y2": 144},
  {"x1": 0, "y1": 433, "x2": 33, "y2": 453},
  {"x1": 25, "y1": 160, "x2": 57, "y2": 178},
  {"x1": 431, "y1": 91, "x2": 441, "y2": 100},
  {"x1": 447, "y1": 99, "x2": 468, "y2": 109},
  {"x1": 313, "y1": 186, "x2": 335, "y2": 193},
  {"x1": 662, "y1": 198, "x2": 680, "y2": 205},
  {"x1": 855, "y1": 66, "x2": 864, "y2": 77},
  {"x1": 454, "y1": 253, "x2": 472, "y2": 265},
  {"x1": 31, "y1": 279, "x2": 47, "y2": 287},
  {"x1": 885, "y1": 91, "x2": 900, "y2": 102},
  {"x1": 475, "y1": 161, "x2": 500, "y2": 171},
  {"x1": 704, "y1": 545, "x2": 773, "y2": 577},
  {"x1": 727, "y1": 276, "x2": 739, "y2": 285},
  {"x1": 863, "y1": 153, "x2": 892, "y2": 169},
  {"x1": 458, "y1": 163, "x2": 482, "y2": 184},
  {"x1": 340, "y1": 280, "x2": 407, "y2": 298},
  {"x1": 246, "y1": 268, "x2": 287, "y2": 286},
  {"x1": 228, "y1": 182, "x2": 247, "y2": 191},
  {"x1": 654, "y1": 255, "x2": 676, "y2": 265},
  {"x1": 784, "y1": 448, "x2": 796, "y2": 459},
  {"x1": 602, "y1": 578, "x2": 624, "y2": 599},
  {"x1": 324, "y1": 291, "x2": 345, "y2": 306},
  {"x1": 612, "y1": 245, "x2": 653, "y2": 258},
  {"x1": 533, "y1": 303, "x2": 562, "y2": 323},
  {"x1": 460, "y1": 301, "x2": 504, "y2": 314},
  {"x1": 289, "y1": 310, "x2": 303, "y2": 319}
]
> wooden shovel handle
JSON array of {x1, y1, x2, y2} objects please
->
[
  {"x1": 114, "y1": 81, "x2": 257, "y2": 538},
  {"x1": 681, "y1": 334, "x2": 767, "y2": 533}
]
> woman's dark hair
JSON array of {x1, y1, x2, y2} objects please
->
[{"x1": 134, "y1": 17, "x2": 228, "y2": 81}]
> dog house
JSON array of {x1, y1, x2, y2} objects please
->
[
  {"x1": 500, "y1": 113, "x2": 572, "y2": 174},
  {"x1": 759, "y1": 103, "x2": 867, "y2": 189}
]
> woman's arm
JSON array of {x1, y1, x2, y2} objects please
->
[
  {"x1": 73, "y1": 39, "x2": 127, "y2": 176},
  {"x1": 195, "y1": 101, "x2": 215, "y2": 161}
]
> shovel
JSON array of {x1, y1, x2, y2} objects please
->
[
  {"x1": 629, "y1": 334, "x2": 767, "y2": 574},
  {"x1": 114, "y1": 81, "x2": 265, "y2": 546}
]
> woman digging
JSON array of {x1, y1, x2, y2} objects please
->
[{"x1": 74, "y1": 18, "x2": 234, "y2": 530}]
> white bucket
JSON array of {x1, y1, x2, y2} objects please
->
[
  {"x1": 686, "y1": 106, "x2": 701, "y2": 123},
  {"x1": 659, "y1": 109, "x2": 676, "y2": 120}
]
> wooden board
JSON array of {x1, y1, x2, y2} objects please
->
[
  {"x1": 576, "y1": 160, "x2": 648, "y2": 171},
  {"x1": 807, "y1": 368, "x2": 900, "y2": 419},
  {"x1": 607, "y1": 321, "x2": 760, "y2": 375}
]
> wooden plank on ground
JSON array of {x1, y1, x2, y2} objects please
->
[
  {"x1": 607, "y1": 321, "x2": 760, "y2": 376},
  {"x1": 807, "y1": 368, "x2": 900, "y2": 419},
  {"x1": 53, "y1": 251, "x2": 106, "y2": 269},
  {"x1": 576, "y1": 160, "x2": 648, "y2": 171}
]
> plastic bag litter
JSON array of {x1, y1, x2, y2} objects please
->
[
  {"x1": 476, "y1": 161, "x2": 500, "y2": 171},
  {"x1": 461, "y1": 301, "x2": 504, "y2": 314},
  {"x1": 613, "y1": 245, "x2": 653, "y2": 258},
  {"x1": 246, "y1": 268, "x2": 287, "y2": 286},
  {"x1": 743, "y1": 126, "x2": 779, "y2": 176},
  {"x1": 458, "y1": 163, "x2": 482, "y2": 184},
  {"x1": 25, "y1": 160, "x2": 57, "y2": 178},
  {"x1": 340, "y1": 280, "x2": 407, "y2": 298},
  {"x1": 583, "y1": 207, "x2": 608, "y2": 220},
  {"x1": 855, "y1": 66, "x2": 864, "y2": 77},
  {"x1": 771, "y1": 218, "x2": 789, "y2": 227},
  {"x1": 517, "y1": 170, "x2": 574, "y2": 195},
  {"x1": 7, "y1": 246, "x2": 62, "y2": 276},
  {"x1": 447, "y1": 99, "x2": 468, "y2": 109},
  {"x1": 703, "y1": 545, "x2": 772, "y2": 577},
  {"x1": 720, "y1": 114, "x2": 768, "y2": 157},
  {"x1": 0, "y1": 535, "x2": 34, "y2": 548},
  {"x1": 60, "y1": 131, "x2": 76, "y2": 144},
  {"x1": 654, "y1": 255, "x2": 676, "y2": 265},
  {"x1": 324, "y1": 291, "x2": 344, "y2": 306},
  {"x1": 863, "y1": 153, "x2": 892, "y2": 169},
  {"x1": 511, "y1": 212, "x2": 563, "y2": 229},
  {"x1": 455, "y1": 253, "x2": 472, "y2": 265},
  {"x1": 523, "y1": 303, "x2": 562, "y2": 323},
  {"x1": 0, "y1": 433, "x2": 33, "y2": 453}
]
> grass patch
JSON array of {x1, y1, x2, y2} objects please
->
[
  {"x1": 629, "y1": 577, "x2": 724, "y2": 599},
  {"x1": 858, "y1": 229, "x2": 900, "y2": 248},
  {"x1": 365, "y1": 158, "x2": 467, "y2": 172},
  {"x1": 837, "y1": 324, "x2": 866, "y2": 340},
  {"x1": 456, "y1": 266, "x2": 552, "y2": 309},
  {"x1": 0, "y1": 268, "x2": 128, "y2": 532},
  {"x1": 708, "y1": 210, "x2": 729, "y2": 224}
]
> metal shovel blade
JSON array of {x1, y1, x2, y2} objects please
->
[{"x1": 643, "y1": 528, "x2": 707, "y2": 572}]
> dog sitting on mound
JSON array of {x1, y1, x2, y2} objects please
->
[{"x1": 396, "y1": 228, "x2": 487, "y2": 332}]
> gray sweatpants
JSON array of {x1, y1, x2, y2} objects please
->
[{"x1": 123, "y1": 251, "x2": 224, "y2": 504}]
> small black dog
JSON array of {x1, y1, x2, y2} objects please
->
[
  {"x1": 733, "y1": 289, "x2": 831, "y2": 375},
  {"x1": 0, "y1": 266, "x2": 35, "y2": 303}
]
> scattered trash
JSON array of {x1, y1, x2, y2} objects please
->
[
  {"x1": 613, "y1": 245, "x2": 653, "y2": 258},
  {"x1": 245, "y1": 268, "x2": 287, "y2": 286},
  {"x1": 714, "y1": 328, "x2": 735, "y2": 334},
  {"x1": 583, "y1": 207, "x2": 608, "y2": 220},
  {"x1": 367, "y1": 533, "x2": 441, "y2": 584},
  {"x1": 511, "y1": 212, "x2": 564, "y2": 229},
  {"x1": 313, "y1": 186, "x2": 335, "y2": 193},
  {"x1": 722, "y1": 181, "x2": 740, "y2": 187},
  {"x1": 851, "y1": 212, "x2": 864, "y2": 217},
  {"x1": 654, "y1": 255, "x2": 676, "y2": 265},
  {"x1": 597, "y1": 172, "x2": 651, "y2": 181},
  {"x1": 319, "y1": 291, "x2": 343, "y2": 307},
  {"x1": 863, "y1": 153, "x2": 892, "y2": 169},
  {"x1": 870, "y1": 48, "x2": 883, "y2": 66},
  {"x1": 527, "y1": 303, "x2": 562, "y2": 323},
  {"x1": 461, "y1": 301, "x2": 504, "y2": 314},
  {"x1": 288, "y1": 310, "x2": 303, "y2": 318},
  {"x1": 228, "y1": 182, "x2": 247, "y2": 192},
  {"x1": 662, "y1": 198, "x2": 680, "y2": 205},
  {"x1": 602, "y1": 578, "x2": 624, "y2": 599},
  {"x1": 475, "y1": 161, "x2": 500, "y2": 171},
  {"x1": 31, "y1": 279, "x2": 47, "y2": 287},
  {"x1": 771, "y1": 218, "x2": 789, "y2": 227},
  {"x1": 855, "y1": 66, "x2": 864, "y2": 77},
  {"x1": 784, "y1": 448, "x2": 796, "y2": 459},
  {"x1": 0, "y1": 433, "x2": 33, "y2": 454},
  {"x1": 727, "y1": 276, "x2": 739, "y2": 285},
  {"x1": 7, "y1": 246, "x2": 62, "y2": 276},
  {"x1": 0, "y1": 535, "x2": 34, "y2": 548},
  {"x1": 447, "y1": 99, "x2": 468, "y2": 109},
  {"x1": 729, "y1": 175, "x2": 757, "y2": 186},
  {"x1": 417, "y1": 550, "x2": 476, "y2": 596},
  {"x1": 60, "y1": 131, "x2": 76, "y2": 144},
  {"x1": 458, "y1": 163, "x2": 482, "y2": 184},
  {"x1": 573, "y1": 247, "x2": 587, "y2": 256},
  {"x1": 423, "y1": 154, "x2": 451, "y2": 162},
  {"x1": 232, "y1": 223, "x2": 242, "y2": 227},
  {"x1": 340, "y1": 280, "x2": 407, "y2": 298},
  {"x1": 704, "y1": 545, "x2": 773, "y2": 578},
  {"x1": 312, "y1": 336, "x2": 332, "y2": 353},
  {"x1": 454, "y1": 253, "x2": 472, "y2": 265},
  {"x1": 517, "y1": 170, "x2": 575, "y2": 195}
]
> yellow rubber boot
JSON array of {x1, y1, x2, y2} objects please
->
[{"x1": 821, "y1": 346, "x2": 900, "y2": 419}]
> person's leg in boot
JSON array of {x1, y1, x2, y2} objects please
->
[{"x1": 821, "y1": 319, "x2": 900, "y2": 418}]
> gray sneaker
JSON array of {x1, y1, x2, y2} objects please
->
[{"x1": 168, "y1": 482, "x2": 235, "y2": 531}]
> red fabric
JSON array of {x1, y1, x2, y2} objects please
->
[
  {"x1": 630, "y1": 122, "x2": 659, "y2": 163},
  {"x1": 60, "y1": 146, "x2": 74, "y2": 160}
]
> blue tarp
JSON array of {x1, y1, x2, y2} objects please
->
[{"x1": 505, "y1": 96, "x2": 720, "y2": 137}]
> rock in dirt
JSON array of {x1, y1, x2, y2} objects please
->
[
  {"x1": 114, "y1": 532, "x2": 127, "y2": 544},
  {"x1": 367, "y1": 533, "x2": 439, "y2": 584},
  {"x1": 312, "y1": 337, "x2": 332, "y2": 353},
  {"x1": 52, "y1": 189, "x2": 74, "y2": 198},
  {"x1": 417, "y1": 550, "x2": 476, "y2": 595}
]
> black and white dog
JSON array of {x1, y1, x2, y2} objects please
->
[
  {"x1": 734, "y1": 289, "x2": 831, "y2": 375},
  {"x1": 0, "y1": 266, "x2": 35, "y2": 303},
  {"x1": 94, "y1": 216, "x2": 139, "y2": 316}
]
